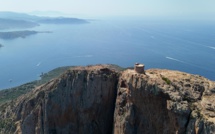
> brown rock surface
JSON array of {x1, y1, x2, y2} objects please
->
[
  {"x1": 0, "y1": 65, "x2": 215, "y2": 134},
  {"x1": 114, "y1": 69, "x2": 215, "y2": 134}
]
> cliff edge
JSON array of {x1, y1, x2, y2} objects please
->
[
  {"x1": 0, "y1": 65, "x2": 215, "y2": 134},
  {"x1": 114, "y1": 69, "x2": 215, "y2": 134}
]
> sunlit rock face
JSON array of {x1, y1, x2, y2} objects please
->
[{"x1": 114, "y1": 69, "x2": 215, "y2": 134}]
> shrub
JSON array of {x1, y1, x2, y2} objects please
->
[{"x1": 162, "y1": 77, "x2": 171, "y2": 85}]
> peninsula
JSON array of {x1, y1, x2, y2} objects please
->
[
  {"x1": 0, "y1": 18, "x2": 39, "y2": 30},
  {"x1": 0, "y1": 12, "x2": 89, "y2": 30},
  {"x1": 0, "y1": 30, "x2": 51, "y2": 39}
]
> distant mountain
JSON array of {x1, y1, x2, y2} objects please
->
[
  {"x1": 37, "y1": 17, "x2": 88, "y2": 24},
  {"x1": 29, "y1": 11, "x2": 71, "y2": 17},
  {"x1": 0, "y1": 11, "x2": 40, "y2": 21},
  {"x1": 0, "y1": 11, "x2": 88, "y2": 40},
  {"x1": 0, "y1": 18, "x2": 39, "y2": 30},
  {"x1": 0, "y1": 12, "x2": 88, "y2": 25}
]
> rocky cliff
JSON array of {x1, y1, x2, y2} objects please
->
[
  {"x1": 114, "y1": 69, "x2": 215, "y2": 134},
  {"x1": 0, "y1": 65, "x2": 215, "y2": 134}
]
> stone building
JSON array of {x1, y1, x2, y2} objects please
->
[{"x1": 134, "y1": 63, "x2": 145, "y2": 73}]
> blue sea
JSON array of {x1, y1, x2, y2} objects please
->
[{"x1": 0, "y1": 18, "x2": 215, "y2": 89}]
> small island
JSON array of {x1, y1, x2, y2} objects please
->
[
  {"x1": 0, "y1": 43, "x2": 3, "y2": 47},
  {"x1": 0, "y1": 30, "x2": 51, "y2": 39}
]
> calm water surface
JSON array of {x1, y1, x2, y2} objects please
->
[{"x1": 0, "y1": 18, "x2": 215, "y2": 89}]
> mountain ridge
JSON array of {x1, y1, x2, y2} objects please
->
[{"x1": 0, "y1": 11, "x2": 89, "y2": 30}]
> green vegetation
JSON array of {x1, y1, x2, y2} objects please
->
[
  {"x1": 0, "y1": 118, "x2": 15, "y2": 133},
  {"x1": 0, "y1": 82, "x2": 36, "y2": 105},
  {"x1": 149, "y1": 71, "x2": 154, "y2": 74},
  {"x1": 161, "y1": 76, "x2": 171, "y2": 85},
  {"x1": 0, "y1": 66, "x2": 73, "y2": 106},
  {"x1": 37, "y1": 66, "x2": 74, "y2": 84}
]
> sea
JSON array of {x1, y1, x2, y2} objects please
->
[{"x1": 0, "y1": 17, "x2": 215, "y2": 89}]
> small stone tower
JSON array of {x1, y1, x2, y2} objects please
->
[{"x1": 134, "y1": 63, "x2": 145, "y2": 73}]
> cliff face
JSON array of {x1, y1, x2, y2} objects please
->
[
  {"x1": 10, "y1": 66, "x2": 119, "y2": 134},
  {"x1": 1, "y1": 65, "x2": 215, "y2": 134},
  {"x1": 114, "y1": 69, "x2": 215, "y2": 134}
]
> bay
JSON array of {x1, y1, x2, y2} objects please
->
[{"x1": 0, "y1": 18, "x2": 215, "y2": 89}]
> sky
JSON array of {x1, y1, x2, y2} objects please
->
[{"x1": 0, "y1": 0, "x2": 215, "y2": 18}]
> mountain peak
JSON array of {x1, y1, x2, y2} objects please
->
[{"x1": 0, "y1": 65, "x2": 215, "y2": 133}]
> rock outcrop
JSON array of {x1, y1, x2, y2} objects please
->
[
  {"x1": 114, "y1": 69, "x2": 215, "y2": 134},
  {"x1": 0, "y1": 65, "x2": 215, "y2": 134}
]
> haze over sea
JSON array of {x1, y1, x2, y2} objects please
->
[{"x1": 0, "y1": 17, "x2": 215, "y2": 89}]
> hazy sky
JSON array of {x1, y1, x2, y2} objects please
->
[{"x1": 0, "y1": 0, "x2": 215, "y2": 17}]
